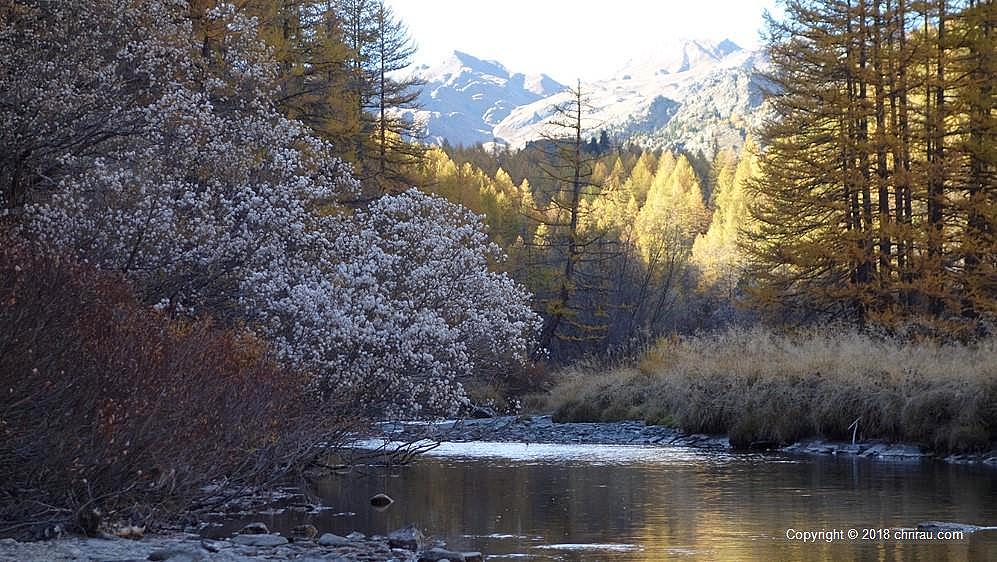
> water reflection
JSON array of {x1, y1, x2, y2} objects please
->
[{"x1": 219, "y1": 442, "x2": 997, "y2": 561}]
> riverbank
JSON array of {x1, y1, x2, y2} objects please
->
[
  {"x1": 0, "y1": 523, "x2": 482, "y2": 562},
  {"x1": 375, "y1": 415, "x2": 997, "y2": 465}
]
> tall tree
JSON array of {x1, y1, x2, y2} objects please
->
[
  {"x1": 748, "y1": 0, "x2": 996, "y2": 332},
  {"x1": 529, "y1": 82, "x2": 608, "y2": 353},
  {"x1": 335, "y1": 0, "x2": 423, "y2": 193},
  {"x1": 952, "y1": 0, "x2": 996, "y2": 317}
]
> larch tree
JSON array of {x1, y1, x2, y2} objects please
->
[
  {"x1": 693, "y1": 139, "x2": 758, "y2": 297},
  {"x1": 529, "y1": 82, "x2": 610, "y2": 354},
  {"x1": 633, "y1": 154, "x2": 709, "y2": 331},
  {"x1": 951, "y1": 0, "x2": 996, "y2": 318},
  {"x1": 335, "y1": 0, "x2": 423, "y2": 194},
  {"x1": 747, "y1": 0, "x2": 995, "y2": 332}
]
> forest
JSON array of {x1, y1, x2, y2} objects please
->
[{"x1": 0, "y1": 0, "x2": 994, "y2": 546}]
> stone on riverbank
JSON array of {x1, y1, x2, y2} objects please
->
[
  {"x1": 318, "y1": 533, "x2": 350, "y2": 546},
  {"x1": 0, "y1": 532, "x2": 426, "y2": 561},
  {"x1": 389, "y1": 524, "x2": 426, "y2": 551}
]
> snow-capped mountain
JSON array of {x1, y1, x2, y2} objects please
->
[
  {"x1": 398, "y1": 51, "x2": 567, "y2": 147},
  {"x1": 404, "y1": 39, "x2": 770, "y2": 156}
]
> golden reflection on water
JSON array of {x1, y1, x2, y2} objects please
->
[{"x1": 220, "y1": 443, "x2": 997, "y2": 561}]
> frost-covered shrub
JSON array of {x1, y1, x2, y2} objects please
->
[
  {"x1": 11, "y1": 0, "x2": 358, "y2": 317},
  {"x1": 255, "y1": 190, "x2": 542, "y2": 416},
  {"x1": 6, "y1": 0, "x2": 539, "y2": 417}
]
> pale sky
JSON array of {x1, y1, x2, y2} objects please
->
[{"x1": 384, "y1": 0, "x2": 782, "y2": 83}]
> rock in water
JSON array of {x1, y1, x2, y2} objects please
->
[
  {"x1": 199, "y1": 539, "x2": 225, "y2": 553},
  {"x1": 237, "y1": 522, "x2": 269, "y2": 535},
  {"x1": 370, "y1": 493, "x2": 394, "y2": 509},
  {"x1": 388, "y1": 524, "x2": 425, "y2": 551},
  {"x1": 748, "y1": 440, "x2": 779, "y2": 451},
  {"x1": 917, "y1": 521, "x2": 997, "y2": 533}
]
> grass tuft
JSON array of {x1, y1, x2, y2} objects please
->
[{"x1": 547, "y1": 327, "x2": 996, "y2": 453}]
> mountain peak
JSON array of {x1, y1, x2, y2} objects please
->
[
  {"x1": 613, "y1": 37, "x2": 745, "y2": 79},
  {"x1": 449, "y1": 50, "x2": 509, "y2": 77},
  {"x1": 716, "y1": 38, "x2": 742, "y2": 56}
]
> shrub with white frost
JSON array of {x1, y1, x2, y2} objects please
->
[
  {"x1": 6, "y1": 0, "x2": 540, "y2": 416},
  {"x1": 12, "y1": 1, "x2": 357, "y2": 317},
  {"x1": 255, "y1": 190, "x2": 542, "y2": 415}
]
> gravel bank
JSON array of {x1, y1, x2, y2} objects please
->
[
  {"x1": 375, "y1": 415, "x2": 997, "y2": 466},
  {"x1": 0, "y1": 525, "x2": 481, "y2": 562}
]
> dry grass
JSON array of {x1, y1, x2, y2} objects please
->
[{"x1": 548, "y1": 327, "x2": 997, "y2": 453}]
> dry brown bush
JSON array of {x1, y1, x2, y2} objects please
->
[{"x1": 0, "y1": 233, "x2": 353, "y2": 535}]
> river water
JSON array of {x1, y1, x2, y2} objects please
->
[{"x1": 221, "y1": 442, "x2": 997, "y2": 561}]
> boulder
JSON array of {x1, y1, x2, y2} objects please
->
[
  {"x1": 230, "y1": 534, "x2": 288, "y2": 547},
  {"x1": 318, "y1": 533, "x2": 350, "y2": 546},
  {"x1": 388, "y1": 524, "x2": 425, "y2": 551},
  {"x1": 345, "y1": 531, "x2": 366, "y2": 540}
]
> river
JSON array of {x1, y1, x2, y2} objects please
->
[{"x1": 215, "y1": 441, "x2": 997, "y2": 560}]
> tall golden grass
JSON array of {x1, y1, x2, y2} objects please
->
[{"x1": 548, "y1": 327, "x2": 997, "y2": 452}]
